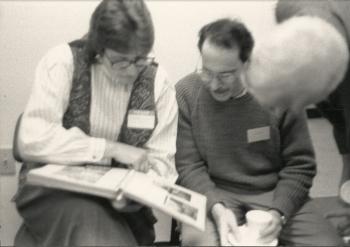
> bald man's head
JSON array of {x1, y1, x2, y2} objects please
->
[{"x1": 246, "y1": 16, "x2": 349, "y2": 112}]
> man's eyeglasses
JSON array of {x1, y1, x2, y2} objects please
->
[{"x1": 196, "y1": 68, "x2": 238, "y2": 84}]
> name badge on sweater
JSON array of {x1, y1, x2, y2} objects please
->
[
  {"x1": 127, "y1": 110, "x2": 155, "y2": 129},
  {"x1": 247, "y1": 126, "x2": 270, "y2": 143}
]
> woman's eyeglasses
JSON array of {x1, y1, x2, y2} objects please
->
[{"x1": 106, "y1": 55, "x2": 155, "y2": 71}]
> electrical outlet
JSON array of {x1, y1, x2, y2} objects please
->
[{"x1": 0, "y1": 148, "x2": 16, "y2": 176}]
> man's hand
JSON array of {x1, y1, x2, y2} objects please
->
[
  {"x1": 326, "y1": 208, "x2": 350, "y2": 237},
  {"x1": 211, "y1": 203, "x2": 241, "y2": 246},
  {"x1": 259, "y1": 209, "x2": 283, "y2": 243},
  {"x1": 327, "y1": 180, "x2": 350, "y2": 236}
]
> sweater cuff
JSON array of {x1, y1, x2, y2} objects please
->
[{"x1": 271, "y1": 198, "x2": 296, "y2": 220}]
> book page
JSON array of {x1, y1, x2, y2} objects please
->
[
  {"x1": 122, "y1": 173, "x2": 206, "y2": 231},
  {"x1": 163, "y1": 195, "x2": 199, "y2": 222},
  {"x1": 27, "y1": 164, "x2": 130, "y2": 198},
  {"x1": 54, "y1": 165, "x2": 110, "y2": 184},
  {"x1": 93, "y1": 167, "x2": 130, "y2": 190},
  {"x1": 123, "y1": 172, "x2": 169, "y2": 202}
]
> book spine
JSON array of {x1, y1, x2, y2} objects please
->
[{"x1": 114, "y1": 169, "x2": 136, "y2": 200}]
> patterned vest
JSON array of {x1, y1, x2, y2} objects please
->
[{"x1": 63, "y1": 39, "x2": 158, "y2": 150}]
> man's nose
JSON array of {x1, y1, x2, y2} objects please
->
[{"x1": 210, "y1": 77, "x2": 221, "y2": 91}]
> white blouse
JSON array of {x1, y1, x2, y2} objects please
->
[{"x1": 18, "y1": 43, "x2": 178, "y2": 182}]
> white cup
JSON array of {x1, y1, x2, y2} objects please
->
[
  {"x1": 340, "y1": 180, "x2": 350, "y2": 205},
  {"x1": 245, "y1": 210, "x2": 273, "y2": 243}
]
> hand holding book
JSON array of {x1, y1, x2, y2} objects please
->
[{"x1": 111, "y1": 169, "x2": 143, "y2": 212}]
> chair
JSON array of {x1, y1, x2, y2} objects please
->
[{"x1": 12, "y1": 113, "x2": 23, "y2": 162}]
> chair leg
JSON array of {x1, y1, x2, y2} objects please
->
[
  {"x1": 153, "y1": 219, "x2": 180, "y2": 246},
  {"x1": 170, "y1": 219, "x2": 180, "y2": 245}
]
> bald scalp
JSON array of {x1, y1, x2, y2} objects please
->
[{"x1": 247, "y1": 16, "x2": 349, "y2": 109}]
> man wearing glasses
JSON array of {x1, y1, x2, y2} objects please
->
[
  {"x1": 14, "y1": 0, "x2": 178, "y2": 246},
  {"x1": 175, "y1": 18, "x2": 341, "y2": 246}
]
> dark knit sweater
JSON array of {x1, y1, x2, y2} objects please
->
[{"x1": 175, "y1": 73, "x2": 316, "y2": 219}]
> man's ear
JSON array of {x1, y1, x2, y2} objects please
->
[
  {"x1": 243, "y1": 58, "x2": 251, "y2": 71},
  {"x1": 242, "y1": 58, "x2": 251, "y2": 74},
  {"x1": 242, "y1": 59, "x2": 252, "y2": 90}
]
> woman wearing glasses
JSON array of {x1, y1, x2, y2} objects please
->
[{"x1": 13, "y1": 0, "x2": 178, "y2": 246}]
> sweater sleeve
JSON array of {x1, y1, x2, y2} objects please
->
[
  {"x1": 175, "y1": 78, "x2": 224, "y2": 214},
  {"x1": 272, "y1": 110, "x2": 316, "y2": 219}
]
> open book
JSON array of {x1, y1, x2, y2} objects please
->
[{"x1": 26, "y1": 164, "x2": 206, "y2": 231}]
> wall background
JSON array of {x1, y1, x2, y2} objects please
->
[{"x1": 0, "y1": 1, "x2": 277, "y2": 245}]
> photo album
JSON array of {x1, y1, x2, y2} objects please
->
[{"x1": 26, "y1": 164, "x2": 207, "y2": 231}]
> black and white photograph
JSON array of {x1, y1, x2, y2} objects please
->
[
  {"x1": 160, "y1": 184, "x2": 192, "y2": 201},
  {"x1": 1, "y1": 0, "x2": 350, "y2": 246},
  {"x1": 164, "y1": 196, "x2": 198, "y2": 220},
  {"x1": 55, "y1": 165, "x2": 111, "y2": 184}
]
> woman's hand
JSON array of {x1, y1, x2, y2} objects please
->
[
  {"x1": 111, "y1": 192, "x2": 143, "y2": 212},
  {"x1": 105, "y1": 141, "x2": 152, "y2": 173}
]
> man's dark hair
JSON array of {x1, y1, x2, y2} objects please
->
[
  {"x1": 198, "y1": 18, "x2": 254, "y2": 62},
  {"x1": 85, "y1": 0, "x2": 154, "y2": 63}
]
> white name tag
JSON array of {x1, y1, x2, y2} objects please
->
[
  {"x1": 247, "y1": 126, "x2": 270, "y2": 143},
  {"x1": 127, "y1": 110, "x2": 155, "y2": 129}
]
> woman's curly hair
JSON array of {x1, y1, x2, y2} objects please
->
[{"x1": 85, "y1": 0, "x2": 154, "y2": 63}]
